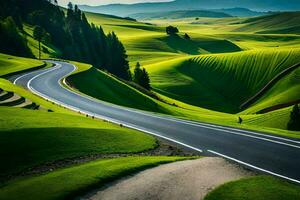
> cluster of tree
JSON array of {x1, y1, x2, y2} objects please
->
[
  {"x1": 287, "y1": 104, "x2": 300, "y2": 131},
  {"x1": 0, "y1": 17, "x2": 33, "y2": 57},
  {"x1": 166, "y1": 26, "x2": 179, "y2": 35},
  {"x1": 33, "y1": 25, "x2": 50, "y2": 59},
  {"x1": 133, "y1": 62, "x2": 151, "y2": 90},
  {"x1": 165, "y1": 26, "x2": 190, "y2": 40},
  {"x1": 0, "y1": 0, "x2": 130, "y2": 80}
]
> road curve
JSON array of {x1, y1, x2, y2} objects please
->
[{"x1": 13, "y1": 61, "x2": 300, "y2": 184}]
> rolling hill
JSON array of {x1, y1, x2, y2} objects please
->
[
  {"x1": 129, "y1": 10, "x2": 232, "y2": 20},
  {"x1": 146, "y1": 49, "x2": 300, "y2": 113},
  {"x1": 236, "y1": 12, "x2": 300, "y2": 34},
  {"x1": 78, "y1": 0, "x2": 300, "y2": 17}
]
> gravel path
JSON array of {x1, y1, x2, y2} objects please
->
[{"x1": 82, "y1": 157, "x2": 253, "y2": 200}]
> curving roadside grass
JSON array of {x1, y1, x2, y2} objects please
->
[
  {"x1": 0, "y1": 107, "x2": 156, "y2": 177},
  {"x1": 204, "y1": 175, "x2": 300, "y2": 200},
  {"x1": 0, "y1": 53, "x2": 44, "y2": 77},
  {"x1": 0, "y1": 156, "x2": 191, "y2": 200}
]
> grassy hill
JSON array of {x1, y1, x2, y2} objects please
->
[
  {"x1": 0, "y1": 107, "x2": 156, "y2": 176},
  {"x1": 236, "y1": 12, "x2": 300, "y2": 34},
  {"x1": 146, "y1": 49, "x2": 300, "y2": 113},
  {"x1": 0, "y1": 53, "x2": 44, "y2": 76},
  {"x1": 129, "y1": 10, "x2": 232, "y2": 20}
]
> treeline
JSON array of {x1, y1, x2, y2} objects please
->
[
  {"x1": 0, "y1": 17, "x2": 33, "y2": 57},
  {"x1": 0, "y1": 0, "x2": 130, "y2": 80}
]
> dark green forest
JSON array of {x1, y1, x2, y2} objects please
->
[{"x1": 0, "y1": 0, "x2": 131, "y2": 80}]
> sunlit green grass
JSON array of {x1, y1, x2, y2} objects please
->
[
  {"x1": 0, "y1": 53, "x2": 44, "y2": 76},
  {"x1": 0, "y1": 156, "x2": 190, "y2": 200},
  {"x1": 204, "y1": 176, "x2": 300, "y2": 200},
  {"x1": 146, "y1": 49, "x2": 300, "y2": 113},
  {"x1": 0, "y1": 107, "x2": 156, "y2": 176}
]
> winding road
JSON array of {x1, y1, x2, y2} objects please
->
[{"x1": 12, "y1": 61, "x2": 300, "y2": 184}]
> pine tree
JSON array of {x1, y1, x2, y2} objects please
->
[
  {"x1": 33, "y1": 25, "x2": 45, "y2": 59},
  {"x1": 0, "y1": 17, "x2": 33, "y2": 57},
  {"x1": 133, "y1": 62, "x2": 142, "y2": 83},
  {"x1": 140, "y1": 68, "x2": 151, "y2": 90},
  {"x1": 107, "y1": 32, "x2": 131, "y2": 80},
  {"x1": 133, "y1": 62, "x2": 151, "y2": 90}
]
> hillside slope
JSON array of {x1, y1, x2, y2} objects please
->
[
  {"x1": 236, "y1": 12, "x2": 300, "y2": 34},
  {"x1": 129, "y1": 10, "x2": 231, "y2": 20},
  {"x1": 146, "y1": 49, "x2": 300, "y2": 113}
]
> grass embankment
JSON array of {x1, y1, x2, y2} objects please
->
[
  {"x1": 0, "y1": 156, "x2": 190, "y2": 200},
  {"x1": 204, "y1": 176, "x2": 300, "y2": 200},
  {"x1": 68, "y1": 67, "x2": 172, "y2": 114},
  {"x1": 0, "y1": 107, "x2": 156, "y2": 177},
  {"x1": 0, "y1": 53, "x2": 44, "y2": 77}
]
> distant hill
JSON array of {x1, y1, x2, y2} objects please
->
[
  {"x1": 78, "y1": 0, "x2": 300, "y2": 17},
  {"x1": 212, "y1": 8, "x2": 268, "y2": 17},
  {"x1": 129, "y1": 10, "x2": 232, "y2": 20},
  {"x1": 237, "y1": 11, "x2": 300, "y2": 34}
]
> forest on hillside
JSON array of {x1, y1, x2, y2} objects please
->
[{"x1": 0, "y1": 0, "x2": 131, "y2": 80}]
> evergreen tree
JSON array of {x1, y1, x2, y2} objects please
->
[
  {"x1": 140, "y1": 68, "x2": 151, "y2": 90},
  {"x1": 287, "y1": 104, "x2": 300, "y2": 131},
  {"x1": 0, "y1": 17, "x2": 33, "y2": 57},
  {"x1": 106, "y1": 32, "x2": 131, "y2": 80},
  {"x1": 33, "y1": 25, "x2": 45, "y2": 59},
  {"x1": 133, "y1": 62, "x2": 151, "y2": 90},
  {"x1": 0, "y1": 0, "x2": 131, "y2": 80}
]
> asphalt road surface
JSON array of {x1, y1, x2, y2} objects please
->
[{"x1": 12, "y1": 61, "x2": 300, "y2": 184}]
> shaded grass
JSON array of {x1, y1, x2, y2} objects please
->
[
  {"x1": 68, "y1": 67, "x2": 172, "y2": 114},
  {"x1": 0, "y1": 156, "x2": 190, "y2": 200},
  {"x1": 0, "y1": 107, "x2": 156, "y2": 176},
  {"x1": 204, "y1": 175, "x2": 300, "y2": 200}
]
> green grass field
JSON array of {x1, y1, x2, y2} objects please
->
[
  {"x1": 204, "y1": 176, "x2": 300, "y2": 200},
  {"x1": 0, "y1": 107, "x2": 156, "y2": 176},
  {"x1": 0, "y1": 53, "x2": 44, "y2": 76},
  {"x1": 0, "y1": 156, "x2": 190, "y2": 200}
]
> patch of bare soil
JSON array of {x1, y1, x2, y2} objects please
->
[{"x1": 82, "y1": 157, "x2": 254, "y2": 200}]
